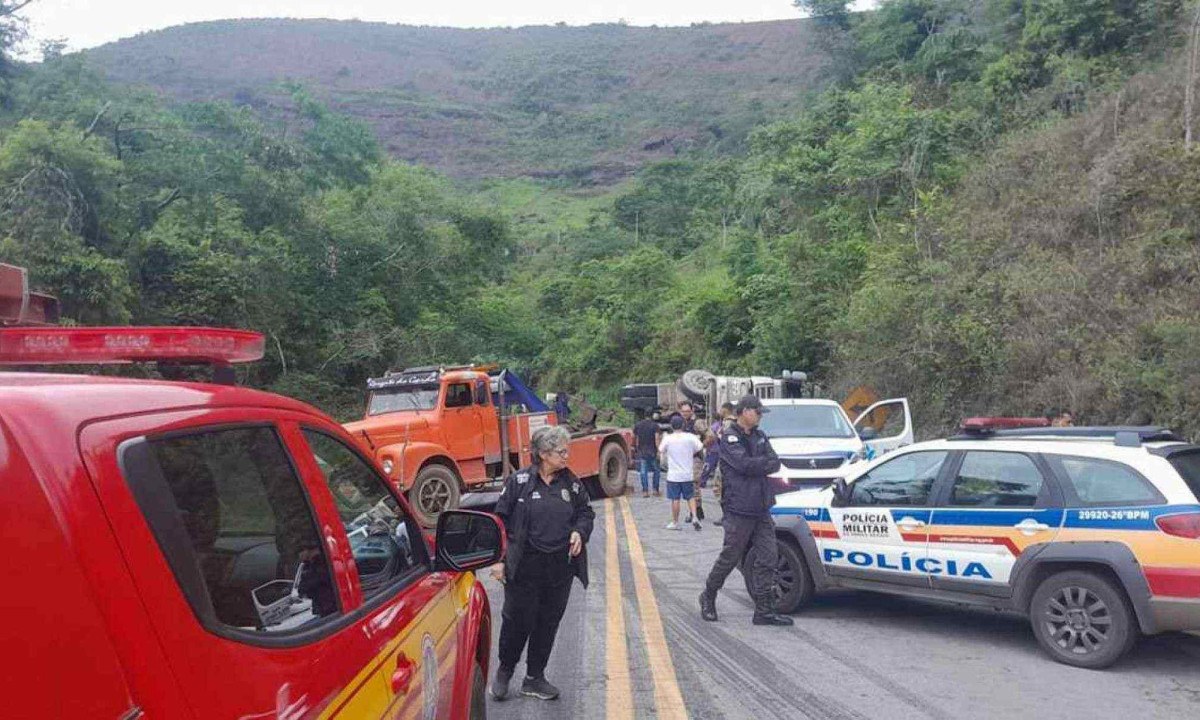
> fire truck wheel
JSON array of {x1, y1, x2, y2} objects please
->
[
  {"x1": 409, "y1": 464, "x2": 461, "y2": 528},
  {"x1": 595, "y1": 442, "x2": 630, "y2": 498},
  {"x1": 468, "y1": 662, "x2": 486, "y2": 719}
]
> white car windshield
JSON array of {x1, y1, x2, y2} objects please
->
[
  {"x1": 759, "y1": 405, "x2": 855, "y2": 439},
  {"x1": 367, "y1": 386, "x2": 439, "y2": 415}
]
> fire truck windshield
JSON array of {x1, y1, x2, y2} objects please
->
[{"x1": 368, "y1": 385, "x2": 439, "y2": 415}]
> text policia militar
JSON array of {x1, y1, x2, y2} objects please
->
[{"x1": 839, "y1": 512, "x2": 891, "y2": 538}]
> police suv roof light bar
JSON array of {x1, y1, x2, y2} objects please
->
[{"x1": 953, "y1": 417, "x2": 1182, "y2": 447}]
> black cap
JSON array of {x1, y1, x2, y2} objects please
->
[
  {"x1": 670, "y1": 415, "x2": 684, "y2": 430},
  {"x1": 736, "y1": 394, "x2": 769, "y2": 414}
]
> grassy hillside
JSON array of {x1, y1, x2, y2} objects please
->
[{"x1": 84, "y1": 19, "x2": 830, "y2": 183}]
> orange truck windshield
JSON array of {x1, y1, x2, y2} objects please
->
[{"x1": 367, "y1": 386, "x2": 439, "y2": 415}]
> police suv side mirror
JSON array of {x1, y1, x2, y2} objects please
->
[
  {"x1": 433, "y1": 510, "x2": 507, "y2": 572},
  {"x1": 832, "y1": 478, "x2": 851, "y2": 507}
]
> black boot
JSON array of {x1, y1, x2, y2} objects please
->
[
  {"x1": 699, "y1": 590, "x2": 718, "y2": 621},
  {"x1": 752, "y1": 612, "x2": 794, "y2": 626},
  {"x1": 696, "y1": 501, "x2": 705, "y2": 521}
]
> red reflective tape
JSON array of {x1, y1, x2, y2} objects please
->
[
  {"x1": 1145, "y1": 567, "x2": 1200, "y2": 599},
  {"x1": 926, "y1": 534, "x2": 1022, "y2": 556},
  {"x1": 811, "y1": 528, "x2": 840, "y2": 539}
]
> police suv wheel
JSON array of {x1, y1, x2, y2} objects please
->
[
  {"x1": 469, "y1": 662, "x2": 487, "y2": 719},
  {"x1": 1030, "y1": 571, "x2": 1137, "y2": 669},
  {"x1": 409, "y1": 465, "x2": 461, "y2": 528},
  {"x1": 743, "y1": 539, "x2": 813, "y2": 614},
  {"x1": 596, "y1": 442, "x2": 629, "y2": 498}
]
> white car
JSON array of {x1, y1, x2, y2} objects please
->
[
  {"x1": 762, "y1": 421, "x2": 1200, "y2": 668},
  {"x1": 759, "y1": 398, "x2": 913, "y2": 493}
]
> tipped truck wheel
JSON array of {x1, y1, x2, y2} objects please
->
[
  {"x1": 408, "y1": 464, "x2": 461, "y2": 528},
  {"x1": 743, "y1": 539, "x2": 814, "y2": 614},
  {"x1": 469, "y1": 662, "x2": 486, "y2": 720},
  {"x1": 677, "y1": 369, "x2": 715, "y2": 403},
  {"x1": 595, "y1": 442, "x2": 630, "y2": 497},
  {"x1": 1029, "y1": 570, "x2": 1137, "y2": 669}
]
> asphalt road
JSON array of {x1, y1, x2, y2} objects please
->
[{"x1": 479, "y1": 477, "x2": 1200, "y2": 720}]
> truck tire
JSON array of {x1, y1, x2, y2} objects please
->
[
  {"x1": 1029, "y1": 570, "x2": 1137, "y2": 669},
  {"x1": 408, "y1": 464, "x2": 461, "y2": 528},
  {"x1": 742, "y1": 539, "x2": 814, "y2": 614},
  {"x1": 594, "y1": 442, "x2": 629, "y2": 498},
  {"x1": 677, "y1": 369, "x2": 715, "y2": 403}
]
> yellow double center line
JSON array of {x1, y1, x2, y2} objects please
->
[{"x1": 606, "y1": 495, "x2": 688, "y2": 720}]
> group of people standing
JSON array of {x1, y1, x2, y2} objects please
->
[
  {"x1": 487, "y1": 394, "x2": 791, "y2": 704},
  {"x1": 632, "y1": 400, "x2": 728, "y2": 529}
]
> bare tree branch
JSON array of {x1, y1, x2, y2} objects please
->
[
  {"x1": 0, "y1": 1, "x2": 36, "y2": 19},
  {"x1": 82, "y1": 101, "x2": 111, "y2": 140},
  {"x1": 154, "y1": 188, "x2": 182, "y2": 212},
  {"x1": 1186, "y1": 4, "x2": 1200, "y2": 150}
]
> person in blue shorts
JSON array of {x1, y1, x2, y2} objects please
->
[{"x1": 659, "y1": 415, "x2": 704, "y2": 530}]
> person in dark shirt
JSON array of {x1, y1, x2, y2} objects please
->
[
  {"x1": 633, "y1": 412, "x2": 662, "y2": 497},
  {"x1": 703, "y1": 402, "x2": 736, "y2": 526},
  {"x1": 490, "y1": 425, "x2": 595, "y2": 702},
  {"x1": 699, "y1": 395, "x2": 793, "y2": 627}
]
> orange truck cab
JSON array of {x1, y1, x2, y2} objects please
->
[
  {"x1": 346, "y1": 366, "x2": 632, "y2": 526},
  {"x1": 0, "y1": 269, "x2": 504, "y2": 720}
]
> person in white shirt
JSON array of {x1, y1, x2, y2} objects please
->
[{"x1": 659, "y1": 415, "x2": 705, "y2": 530}]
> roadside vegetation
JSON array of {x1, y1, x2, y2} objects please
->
[{"x1": 3, "y1": 1, "x2": 1200, "y2": 436}]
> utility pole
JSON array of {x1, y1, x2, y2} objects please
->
[{"x1": 1187, "y1": 4, "x2": 1200, "y2": 150}]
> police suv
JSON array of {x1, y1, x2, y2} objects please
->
[{"x1": 762, "y1": 418, "x2": 1200, "y2": 668}]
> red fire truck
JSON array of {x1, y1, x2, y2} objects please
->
[
  {"x1": 0, "y1": 264, "x2": 502, "y2": 720},
  {"x1": 346, "y1": 366, "x2": 633, "y2": 526}
]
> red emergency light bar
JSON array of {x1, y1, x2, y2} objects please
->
[
  {"x1": 0, "y1": 327, "x2": 265, "y2": 365},
  {"x1": 961, "y1": 417, "x2": 1052, "y2": 432}
]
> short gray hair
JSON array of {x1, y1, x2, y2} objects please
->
[{"x1": 531, "y1": 425, "x2": 570, "y2": 459}]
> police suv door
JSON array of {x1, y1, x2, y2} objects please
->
[
  {"x1": 824, "y1": 450, "x2": 952, "y2": 589},
  {"x1": 927, "y1": 450, "x2": 1064, "y2": 596},
  {"x1": 852, "y1": 398, "x2": 913, "y2": 457}
]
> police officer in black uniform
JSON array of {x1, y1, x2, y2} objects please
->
[
  {"x1": 490, "y1": 425, "x2": 595, "y2": 702},
  {"x1": 699, "y1": 394, "x2": 793, "y2": 626}
]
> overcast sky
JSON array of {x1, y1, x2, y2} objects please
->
[{"x1": 20, "y1": 1, "x2": 814, "y2": 55}]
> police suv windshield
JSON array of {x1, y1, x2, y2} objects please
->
[
  {"x1": 758, "y1": 405, "x2": 856, "y2": 439},
  {"x1": 367, "y1": 386, "x2": 439, "y2": 415}
]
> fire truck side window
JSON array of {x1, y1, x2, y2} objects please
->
[
  {"x1": 445, "y1": 382, "x2": 473, "y2": 408},
  {"x1": 301, "y1": 429, "x2": 425, "y2": 600},
  {"x1": 133, "y1": 426, "x2": 339, "y2": 636}
]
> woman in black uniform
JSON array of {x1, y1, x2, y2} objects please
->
[{"x1": 490, "y1": 425, "x2": 595, "y2": 702}]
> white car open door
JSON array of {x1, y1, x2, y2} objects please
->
[{"x1": 853, "y1": 398, "x2": 913, "y2": 457}]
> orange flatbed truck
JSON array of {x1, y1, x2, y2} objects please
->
[{"x1": 345, "y1": 366, "x2": 632, "y2": 526}]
